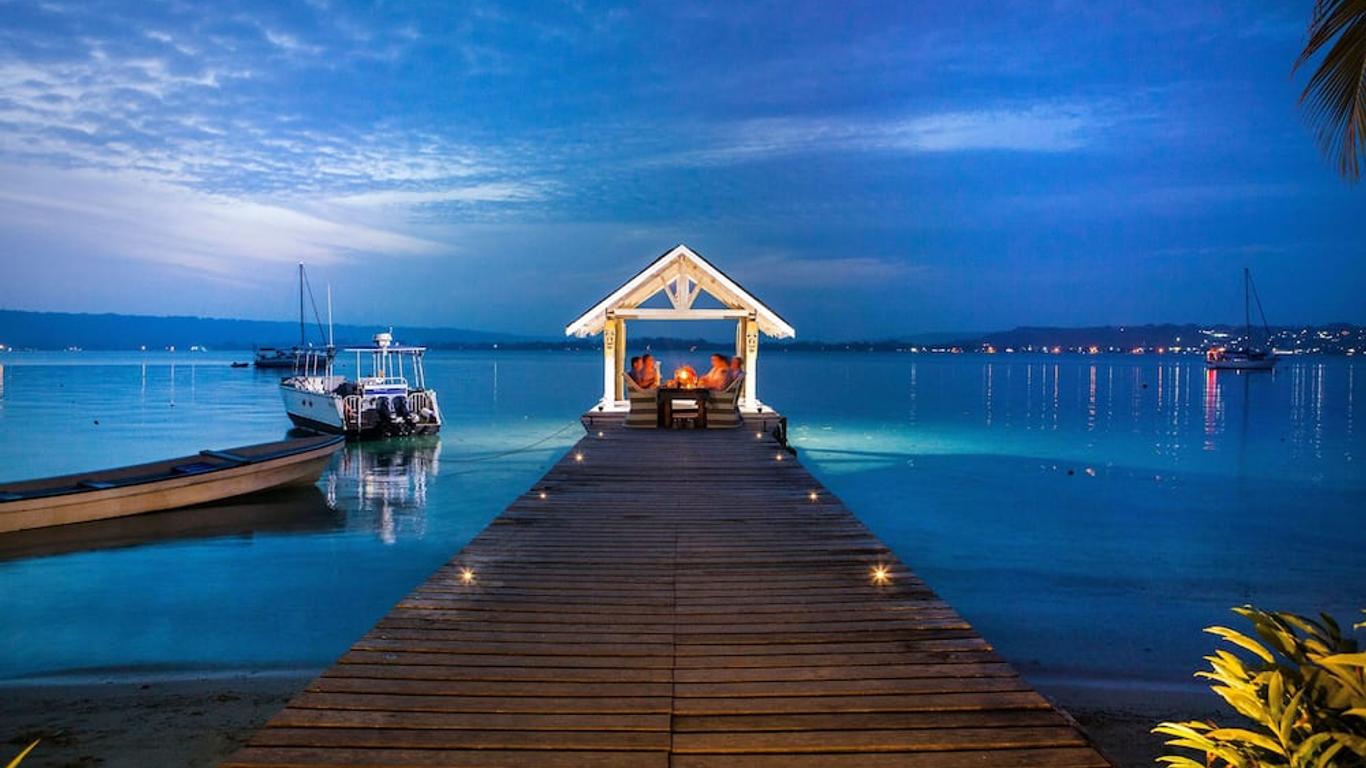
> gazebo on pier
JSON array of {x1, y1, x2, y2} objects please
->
[{"x1": 566, "y1": 244, "x2": 796, "y2": 412}]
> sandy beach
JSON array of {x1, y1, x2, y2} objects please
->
[
  {"x1": 2, "y1": 671, "x2": 1225, "y2": 768},
  {"x1": 1, "y1": 674, "x2": 308, "y2": 768},
  {"x1": 1043, "y1": 678, "x2": 1229, "y2": 768}
]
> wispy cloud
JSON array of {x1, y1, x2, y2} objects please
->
[
  {"x1": 0, "y1": 48, "x2": 511, "y2": 196},
  {"x1": 1005, "y1": 182, "x2": 1299, "y2": 218},
  {"x1": 262, "y1": 29, "x2": 324, "y2": 56},
  {"x1": 328, "y1": 182, "x2": 546, "y2": 208},
  {"x1": 0, "y1": 164, "x2": 443, "y2": 276},
  {"x1": 650, "y1": 102, "x2": 1124, "y2": 166},
  {"x1": 0, "y1": 15, "x2": 546, "y2": 283},
  {"x1": 731, "y1": 252, "x2": 920, "y2": 287}
]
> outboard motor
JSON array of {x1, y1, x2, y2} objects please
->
[
  {"x1": 376, "y1": 395, "x2": 394, "y2": 422},
  {"x1": 393, "y1": 394, "x2": 412, "y2": 420}
]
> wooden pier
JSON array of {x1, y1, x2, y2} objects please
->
[{"x1": 226, "y1": 414, "x2": 1111, "y2": 767}]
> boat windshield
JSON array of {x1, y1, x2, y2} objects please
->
[{"x1": 343, "y1": 343, "x2": 429, "y2": 391}]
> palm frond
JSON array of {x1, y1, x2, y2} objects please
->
[{"x1": 1294, "y1": 0, "x2": 1366, "y2": 181}]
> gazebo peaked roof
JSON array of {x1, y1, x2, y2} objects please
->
[{"x1": 565, "y1": 244, "x2": 796, "y2": 339}]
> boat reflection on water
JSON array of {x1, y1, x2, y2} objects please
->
[
  {"x1": 0, "y1": 484, "x2": 342, "y2": 562},
  {"x1": 324, "y1": 436, "x2": 440, "y2": 544}
]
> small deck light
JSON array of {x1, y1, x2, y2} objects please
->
[
  {"x1": 871, "y1": 564, "x2": 891, "y2": 586},
  {"x1": 574, "y1": 452, "x2": 584, "y2": 462},
  {"x1": 597, "y1": 431, "x2": 604, "y2": 438},
  {"x1": 808, "y1": 490, "x2": 819, "y2": 502},
  {"x1": 538, "y1": 490, "x2": 548, "y2": 500},
  {"x1": 755, "y1": 432, "x2": 763, "y2": 439},
  {"x1": 774, "y1": 453, "x2": 784, "y2": 462},
  {"x1": 459, "y1": 567, "x2": 476, "y2": 585}
]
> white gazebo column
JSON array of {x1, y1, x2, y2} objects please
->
[
  {"x1": 602, "y1": 317, "x2": 618, "y2": 408},
  {"x1": 614, "y1": 318, "x2": 627, "y2": 403},
  {"x1": 744, "y1": 318, "x2": 759, "y2": 407}
]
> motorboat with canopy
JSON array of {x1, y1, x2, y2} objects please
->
[{"x1": 280, "y1": 331, "x2": 442, "y2": 438}]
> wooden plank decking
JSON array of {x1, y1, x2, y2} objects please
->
[{"x1": 226, "y1": 414, "x2": 1111, "y2": 767}]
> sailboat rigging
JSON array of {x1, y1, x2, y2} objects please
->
[
  {"x1": 253, "y1": 263, "x2": 337, "y2": 371},
  {"x1": 1206, "y1": 268, "x2": 1277, "y2": 371}
]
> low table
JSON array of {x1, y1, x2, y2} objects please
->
[{"x1": 657, "y1": 387, "x2": 710, "y2": 429}]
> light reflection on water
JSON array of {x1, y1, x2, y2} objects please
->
[
  {"x1": 0, "y1": 351, "x2": 594, "y2": 679},
  {"x1": 325, "y1": 437, "x2": 441, "y2": 545},
  {"x1": 765, "y1": 354, "x2": 1363, "y2": 687},
  {"x1": 0, "y1": 351, "x2": 1361, "y2": 694}
]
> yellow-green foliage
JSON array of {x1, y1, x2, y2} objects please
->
[
  {"x1": 4, "y1": 740, "x2": 39, "y2": 768},
  {"x1": 1155, "y1": 607, "x2": 1366, "y2": 768}
]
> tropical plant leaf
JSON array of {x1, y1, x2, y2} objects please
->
[
  {"x1": 1329, "y1": 731, "x2": 1366, "y2": 755},
  {"x1": 1207, "y1": 727, "x2": 1288, "y2": 755},
  {"x1": 1321, "y1": 652, "x2": 1366, "y2": 667},
  {"x1": 1159, "y1": 606, "x2": 1366, "y2": 768},
  {"x1": 4, "y1": 740, "x2": 38, "y2": 768},
  {"x1": 1155, "y1": 757, "x2": 1207, "y2": 768},
  {"x1": 1208, "y1": 625, "x2": 1277, "y2": 664},
  {"x1": 1293, "y1": 0, "x2": 1366, "y2": 182},
  {"x1": 1281, "y1": 685, "x2": 1311, "y2": 746}
]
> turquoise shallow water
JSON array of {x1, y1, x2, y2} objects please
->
[{"x1": 0, "y1": 350, "x2": 1362, "y2": 696}]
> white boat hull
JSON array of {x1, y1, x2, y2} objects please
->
[
  {"x1": 280, "y1": 383, "x2": 442, "y2": 438},
  {"x1": 280, "y1": 385, "x2": 348, "y2": 432}
]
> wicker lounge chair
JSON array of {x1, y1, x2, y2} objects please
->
[
  {"x1": 706, "y1": 373, "x2": 744, "y2": 429},
  {"x1": 623, "y1": 374, "x2": 658, "y2": 428}
]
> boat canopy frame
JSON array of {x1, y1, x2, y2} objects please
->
[{"x1": 342, "y1": 344, "x2": 430, "y2": 392}]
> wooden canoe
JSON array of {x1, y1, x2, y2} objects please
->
[{"x1": 0, "y1": 435, "x2": 344, "y2": 534}]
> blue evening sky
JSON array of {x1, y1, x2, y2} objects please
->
[{"x1": 0, "y1": 1, "x2": 1360, "y2": 339}]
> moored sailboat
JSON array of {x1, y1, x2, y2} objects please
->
[
  {"x1": 254, "y1": 263, "x2": 336, "y2": 370},
  {"x1": 1206, "y1": 268, "x2": 1278, "y2": 371}
]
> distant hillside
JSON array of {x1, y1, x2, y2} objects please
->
[
  {"x1": 3, "y1": 312, "x2": 1362, "y2": 355},
  {"x1": 0, "y1": 310, "x2": 521, "y2": 351}
]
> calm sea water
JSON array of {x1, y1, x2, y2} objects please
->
[{"x1": 0, "y1": 350, "x2": 1361, "y2": 700}]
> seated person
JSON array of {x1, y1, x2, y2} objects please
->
[
  {"x1": 698, "y1": 354, "x2": 730, "y2": 390},
  {"x1": 637, "y1": 354, "x2": 660, "y2": 388},
  {"x1": 727, "y1": 356, "x2": 744, "y2": 387},
  {"x1": 625, "y1": 355, "x2": 643, "y2": 385}
]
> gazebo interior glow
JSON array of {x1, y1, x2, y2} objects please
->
[{"x1": 566, "y1": 244, "x2": 795, "y2": 412}]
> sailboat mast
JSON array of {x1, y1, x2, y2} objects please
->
[
  {"x1": 1243, "y1": 267, "x2": 1252, "y2": 347},
  {"x1": 298, "y1": 262, "x2": 305, "y2": 348},
  {"x1": 327, "y1": 284, "x2": 334, "y2": 348}
]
